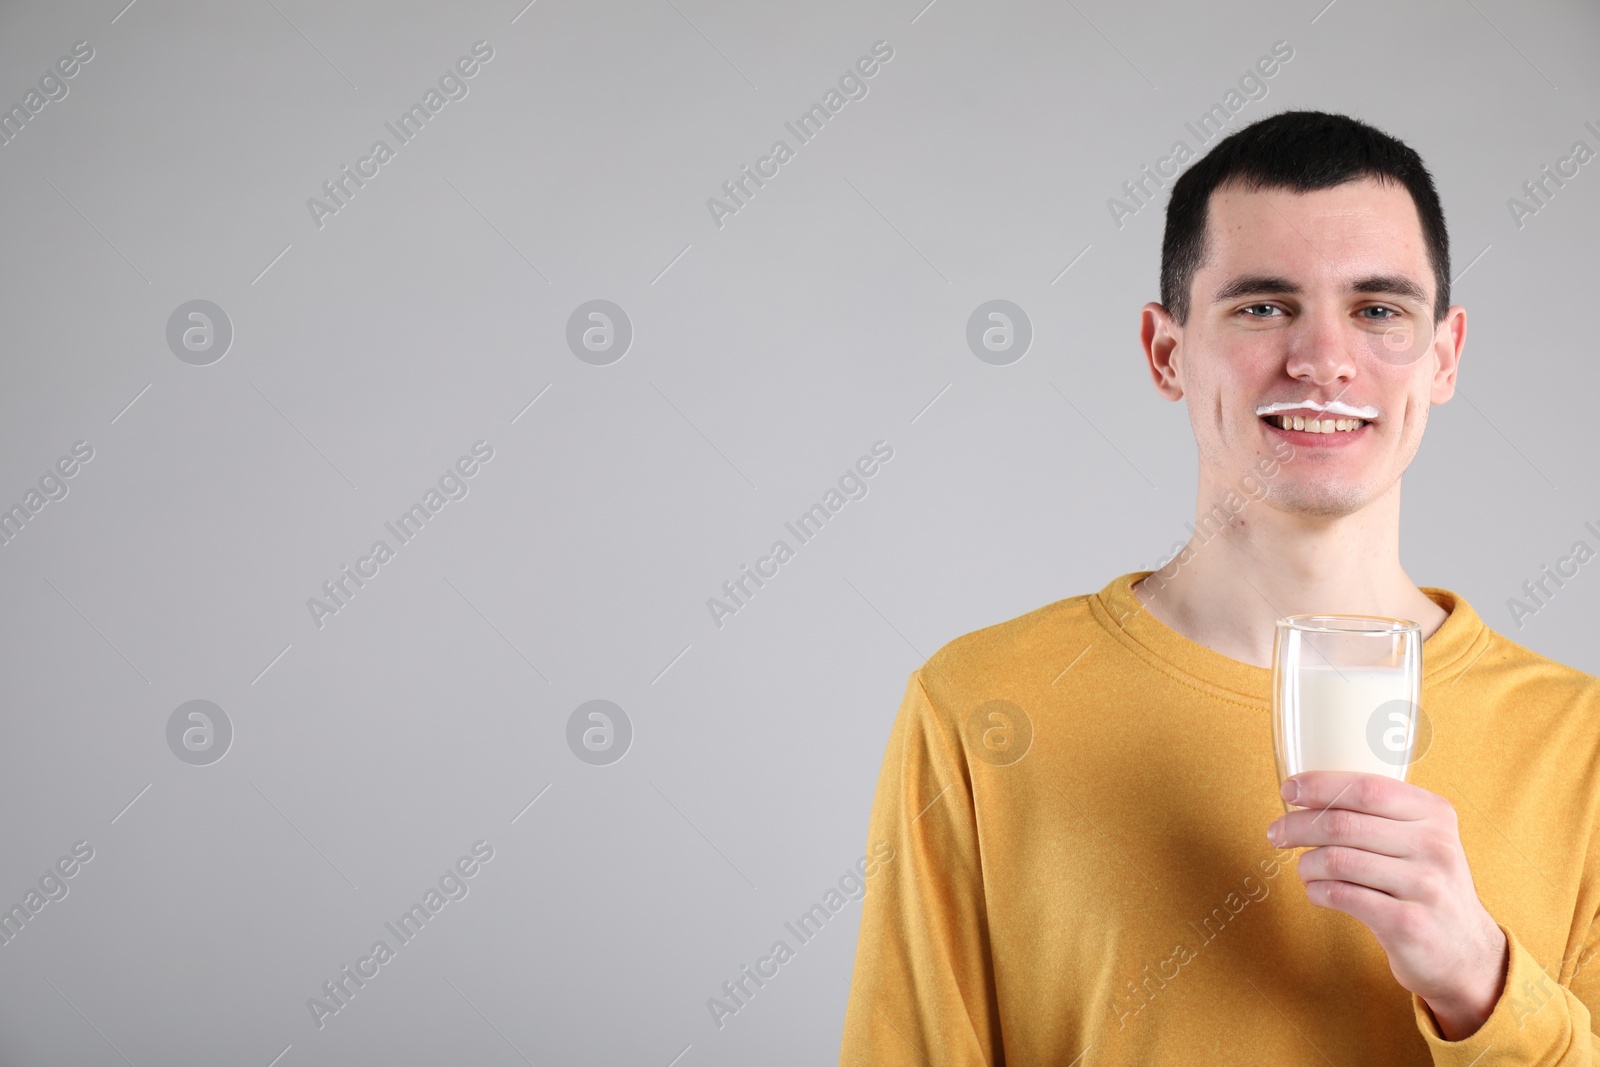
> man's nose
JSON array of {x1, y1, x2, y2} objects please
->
[{"x1": 1283, "y1": 309, "x2": 1358, "y2": 385}]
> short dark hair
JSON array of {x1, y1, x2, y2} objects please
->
[{"x1": 1160, "y1": 110, "x2": 1450, "y2": 328}]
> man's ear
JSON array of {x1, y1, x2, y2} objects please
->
[
  {"x1": 1429, "y1": 304, "x2": 1466, "y2": 404},
  {"x1": 1142, "y1": 301, "x2": 1184, "y2": 400}
]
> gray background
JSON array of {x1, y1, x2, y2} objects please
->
[{"x1": 1, "y1": 0, "x2": 1597, "y2": 1063}]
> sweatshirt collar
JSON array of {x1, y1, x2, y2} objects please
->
[{"x1": 1087, "y1": 571, "x2": 1492, "y2": 708}]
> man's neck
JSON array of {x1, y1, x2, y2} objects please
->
[{"x1": 1130, "y1": 479, "x2": 1448, "y2": 669}]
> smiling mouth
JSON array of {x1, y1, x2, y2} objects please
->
[{"x1": 1260, "y1": 414, "x2": 1369, "y2": 434}]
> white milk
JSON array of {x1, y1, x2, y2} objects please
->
[{"x1": 1282, "y1": 665, "x2": 1415, "y2": 779}]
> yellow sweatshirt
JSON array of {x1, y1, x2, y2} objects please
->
[{"x1": 839, "y1": 571, "x2": 1600, "y2": 1065}]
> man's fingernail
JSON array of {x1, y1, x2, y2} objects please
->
[
  {"x1": 1266, "y1": 823, "x2": 1280, "y2": 846},
  {"x1": 1281, "y1": 778, "x2": 1299, "y2": 803}
]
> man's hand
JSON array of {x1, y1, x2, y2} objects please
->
[{"x1": 1266, "y1": 770, "x2": 1510, "y2": 1040}]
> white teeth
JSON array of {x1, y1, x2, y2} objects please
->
[{"x1": 1272, "y1": 415, "x2": 1366, "y2": 433}]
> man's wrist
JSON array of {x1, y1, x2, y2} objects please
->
[{"x1": 1423, "y1": 925, "x2": 1509, "y2": 1041}]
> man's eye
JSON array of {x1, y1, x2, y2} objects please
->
[
  {"x1": 1240, "y1": 304, "x2": 1281, "y2": 318},
  {"x1": 1360, "y1": 306, "x2": 1399, "y2": 320}
]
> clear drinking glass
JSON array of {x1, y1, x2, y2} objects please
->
[{"x1": 1271, "y1": 614, "x2": 1422, "y2": 815}]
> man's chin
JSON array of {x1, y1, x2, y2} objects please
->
[{"x1": 1262, "y1": 482, "x2": 1372, "y2": 520}]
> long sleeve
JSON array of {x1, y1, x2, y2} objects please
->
[
  {"x1": 1413, "y1": 923, "x2": 1600, "y2": 1064},
  {"x1": 838, "y1": 670, "x2": 1004, "y2": 1066}
]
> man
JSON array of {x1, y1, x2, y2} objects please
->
[{"x1": 838, "y1": 110, "x2": 1600, "y2": 1064}]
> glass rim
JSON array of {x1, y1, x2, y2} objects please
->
[{"x1": 1276, "y1": 612, "x2": 1420, "y2": 635}]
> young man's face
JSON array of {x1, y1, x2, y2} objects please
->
[{"x1": 1143, "y1": 176, "x2": 1465, "y2": 519}]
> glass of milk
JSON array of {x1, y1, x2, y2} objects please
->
[{"x1": 1271, "y1": 615, "x2": 1422, "y2": 814}]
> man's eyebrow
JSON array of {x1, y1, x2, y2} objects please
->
[
  {"x1": 1212, "y1": 275, "x2": 1298, "y2": 303},
  {"x1": 1349, "y1": 273, "x2": 1431, "y2": 306},
  {"x1": 1211, "y1": 273, "x2": 1431, "y2": 306}
]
